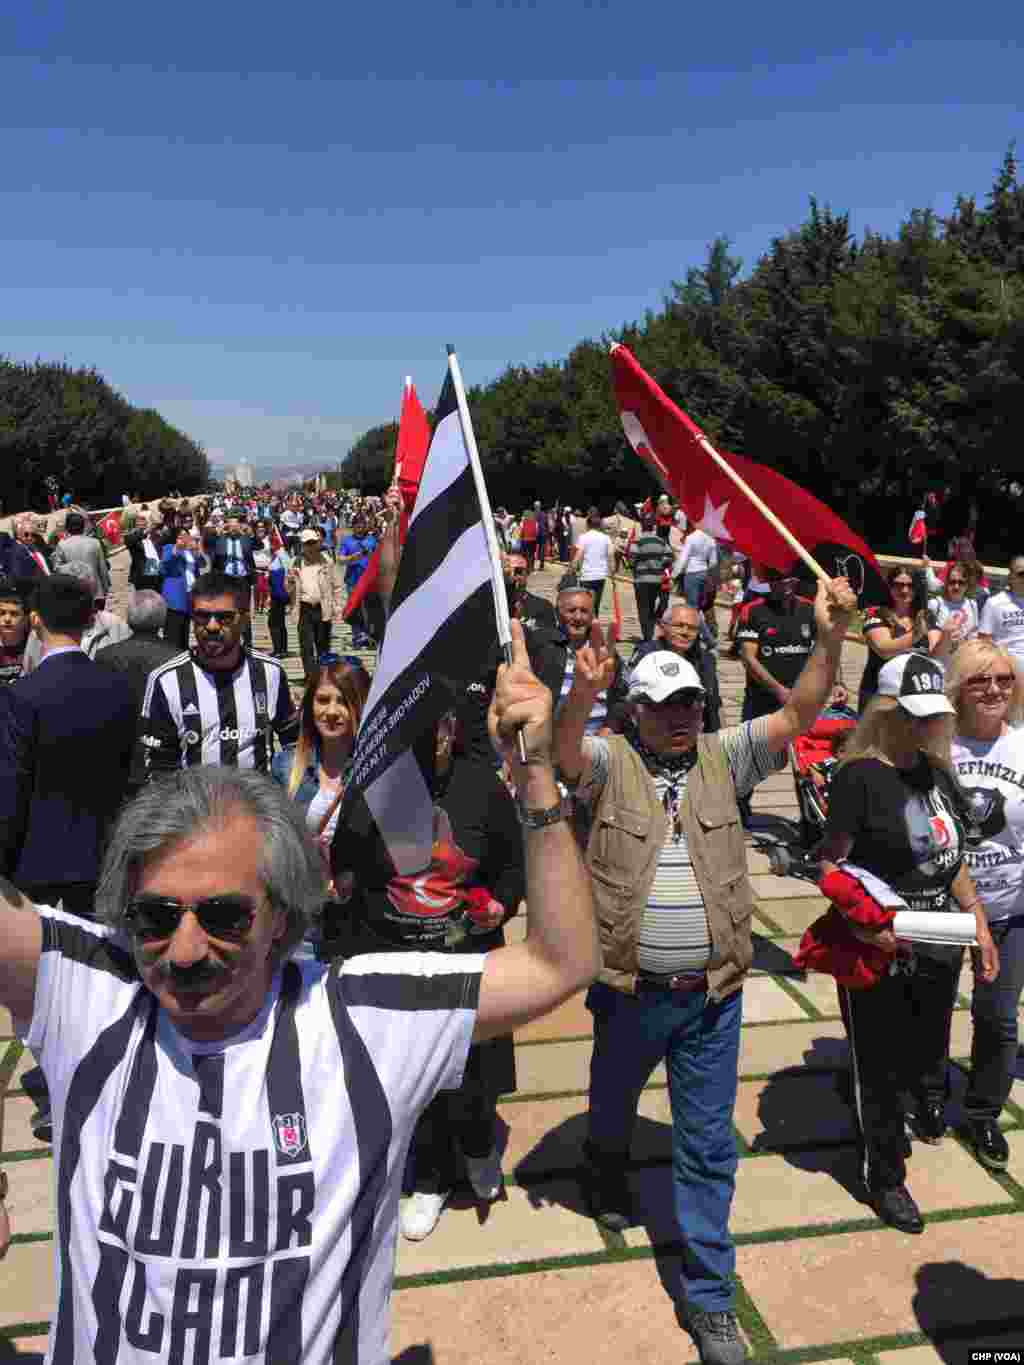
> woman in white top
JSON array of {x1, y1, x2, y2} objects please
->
[
  {"x1": 571, "y1": 508, "x2": 615, "y2": 613},
  {"x1": 948, "y1": 639, "x2": 1024, "y2": 1170},
  {"x1": 925, "y1": 562, "x2": 980, "y2": 655}
]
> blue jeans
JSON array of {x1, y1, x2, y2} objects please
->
[
  {"x1": 966, "y1": 914, "x2": 1024, "y2": 1120},
  {"x1": 682, "y1": 572, "x2": 707, "y2": 608},
  {"x1": 586, "y1": 981, "x2": 742, "y2": 1312}
]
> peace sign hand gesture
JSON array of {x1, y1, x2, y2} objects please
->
[{"x1": 572, "y1": 622, "x2": 617, "y2": 696}]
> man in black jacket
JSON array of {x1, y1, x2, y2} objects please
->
[
  {"x1": 627, "y1": 602, "x2": 721, "y2": 733},
  {"x1": 94, "y1": 589, "x2": 182, "y2": 794},
  {"x1": 123, "y1": 513, "x2": 168, "y2": 592},
  {"x1": 504, "y1": 552, "x2": 557, "y2": 636},
  {"x1": 0, "y1": 576, "x2": 136, "y2": 918},
  {"x1": 529, "y1": 583, "x2": 627, "y2": 734}
]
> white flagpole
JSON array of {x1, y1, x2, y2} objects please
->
[{"x1": 445, "y1": 344, "x2": 527, "y2": 763}]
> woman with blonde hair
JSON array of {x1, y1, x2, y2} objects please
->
[
  {"x1": 271, "y1": 652, "x2": 371, "y2": 944},
  {"x1": 818, "y1": 652, "x2": 998, "y2": 1232},
  {"x1": 947, "y1": 638, "x2": 1024, "y2": 1169}
]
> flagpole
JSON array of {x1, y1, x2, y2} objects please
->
[{"x1": 446, "y1": 344, "x2": 528, "y2": 764}]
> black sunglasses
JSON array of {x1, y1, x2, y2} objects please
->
[
  {"x1": 193, "y1": 609, "x2": 241, "y2": 626},
  {"x1": 125, "y1": 895, "x2": 256, "y2": 943}
]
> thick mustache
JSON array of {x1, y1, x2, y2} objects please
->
[{"x1": 152, "y1": 959, "x2": 229, "y2": 989}]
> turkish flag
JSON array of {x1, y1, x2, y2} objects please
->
[
  {"x1": 343, "y1": 378, "x2": 431, "y2": 620},
  {"x1": 610, "y1": 345, "x2": 891, "y2": 607},
  {"x1": 99, "y1": 510, "x2": 122, "y2": 546}
]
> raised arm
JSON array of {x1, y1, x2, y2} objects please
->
[
  {"x1": 551, "y1": 622, "x2": 617, "y2": 786},
  {"x1": 475, "y1": 621, "x2": 599, "y2": 1040},
  {"x1": 763, "y1": 577, "x2": 857, "y2": 753}
]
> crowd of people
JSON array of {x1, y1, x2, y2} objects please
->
[{"x1": 0, "y1": 482, "x2": 1021, "y2": 1365}]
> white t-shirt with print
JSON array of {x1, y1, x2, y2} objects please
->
[
  {"x1": 980, "y1": 591, "x2": 1024, "y2": 662},
  {"x1": 951, "y1": 727, "x2": 1024, "y2": 920},
  {"x1": 25, "y1": 907, "x2": 481, "y2": 1365}
]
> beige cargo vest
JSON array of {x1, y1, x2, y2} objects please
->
[{"x1": 583, "y1": 734, "x2": 755, "y2": 1002}]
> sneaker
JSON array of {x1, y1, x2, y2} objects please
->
[
  {"x1": 868, "y1": 1183, "x2": 923, "y2": 1234},
  {"x1": 909, "y1": 1099, "x2": 946, "y2": 1144},
  {"x1": 462, "y1": 1147, "x2": 504, "y2": 1202},
  {"x1": 30, "y1": 1106, "x2": 53, "y2": 1145},
  {"x1": 685, "y1": 1308, "x2": 747, "y2": 1365},
  {"x1": 966, "y1": 1118, "x2": 1009, "y2": 1170},
  {"x1": 399, "y1": 1178, "x2": 450, "y2": 1242},
  {"x1": 580, "y1": 1143, "x2": 632, "y2": 1232}
]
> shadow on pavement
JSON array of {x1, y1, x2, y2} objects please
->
[
  {"x1": 392, "y1": 1347, "x2": 436, "y2": 1365},
  {"x1": 0, "y1": 1345, "x2": 45, "y2": 1364},
  {"x1": 912, "y1": 1262, "x2": 1024, "y2": 1361}
]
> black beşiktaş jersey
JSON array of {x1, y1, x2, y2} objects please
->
[
  {"x1": 27, "y1": 907, "x2": 481, "y2": 1364},
  {"x1": 141, "y1": 649, "x2": 297, "y2": 773}
]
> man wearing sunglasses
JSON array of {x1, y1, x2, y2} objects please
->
[
  {"x1": 0, "y1": 624, "x2": 598, "y2": 1365},
  {"x1": 141, "y1": 572, "x2": 298, "y2": 775},
  {"x1": 979, "y1": 555, "x2": 1024, "y2": 668},
  {"x1": 554, "y1": 576, "x2": 857, "y2": 1365}
]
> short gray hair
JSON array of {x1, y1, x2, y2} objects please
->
[
  {"x1": 127, "y1": 589, "x2": 167, "y2": 634},
  {"x1": 57, "y1": 561, "x2": 99, "y2": 598},
  {"x1": 96, "y1": 768, "x2": 326, "y2": 960}
]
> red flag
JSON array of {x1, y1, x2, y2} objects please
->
[
  {"x1": 343, "y1": 378, "x2": 431, "y2": 620},
  {"x1": 609, "y1": 575, "x2": 622, "y2": 643},
  {"x1": 269, "y1": 522, "x2": 284, "y2": 553},
  {"x1": 610, "y1": 344, "x2": 891, "y2": 607},
  {"x1": 99, "y1": 510, "x2": 123, "y2": 546},
  {"x1": 907, "y1": 508, "x2": 927, "y2": 546}
]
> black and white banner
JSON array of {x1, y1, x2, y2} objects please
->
[{"x1": 336, "y1": 367, "x2": 498, "y2": 877}]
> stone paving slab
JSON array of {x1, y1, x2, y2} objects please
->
[
  {"x1": 0, "y1": 1240, "x2": 53, "y2": 1330},
  {"x1": 754, "y1": 898, "x2": 829, "y2": 933},
  {"x1": 391, "y1": 1254, "x2": 751, "y2": 1365},
  {"x1": 500, "y1": 1088, "x2": 675, "y2": 1178},
  {"x1": 736, "y1": 1213, "x2": 1024, "y2": 1350}
]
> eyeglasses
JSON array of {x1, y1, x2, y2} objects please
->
[
  {"x1": 319, "y1": 652, "x2": 365, "y2": 668},
  {"x1": 642, "y1": 689, "x2": 704, "y2": 710},
  {"x1": 125, "y1": 895, "x2": 256, "y2": 942},
  {"x1": 963, "y1": 674, "x2": 1015, "y2": 692},
  {"x1": 892, "y1": 580, "x2": 914, "y2": 590},
  {"x1": 193, "y1": 609, "x2": 241, "y2": 627}
]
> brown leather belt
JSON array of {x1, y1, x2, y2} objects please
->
[{"x1": 637, "y1": 972, "x2": 707, "y2": 993}]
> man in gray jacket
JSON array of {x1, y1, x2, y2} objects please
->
[{"x1": 50, "y1": 512, "x2": 111, "y2": 598}]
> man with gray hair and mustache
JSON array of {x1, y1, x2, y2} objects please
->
[{"x1": 0, "y1": 622, "x2": 599, "y2": 1364}]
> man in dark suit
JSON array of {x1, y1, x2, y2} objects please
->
[
  {"x1": 94, "y1": 589, "x2": 181, "y2": 795},
  {"x1": 0, "y1": 515, "x2": 51, "y2": 587},
  {"x1": 0, "y1": 575, "x2": 137, "y2": 920},
  {"x1": 212, "y1": 515, "x2": 258, "y2": 648}
]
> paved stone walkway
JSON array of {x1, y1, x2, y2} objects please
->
[{"x1": 2, "y1": 552, "x2": 1023, "y2": 1361}]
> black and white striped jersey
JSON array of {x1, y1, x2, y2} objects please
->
[
  {"x1": 27, "y1": 906, "x2": 482, "y2": 1365},
  {"x1": 141, "y1": 649, "x2": 298, "y2": 774}
]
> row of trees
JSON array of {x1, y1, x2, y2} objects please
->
[
  {"x1": 0, "y1": 359, "x2": 209, "y2": 511},
  {"x1": 342, "y1": 148, "x2": 1024, "y2": 557}
]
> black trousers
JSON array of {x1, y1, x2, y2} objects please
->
[
  {"x1": 838, "y1": 949, "x2": 961, "y2": 1189},
  {"x1": 298, "y1": 602, "x2": 331, "y2": 680},
  {"x1": 163, "y1": 609, "x2": 190, "y2": 650},
  {"x1": 268, "y1": 599, "x2": 288, "y2": 655},
  {"x1": 634, "y1": 582, "x2": 661, "y2": 641}
]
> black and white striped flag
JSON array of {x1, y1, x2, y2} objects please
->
[{"x1": 335, "y1": 358, "x2": 503, "y2": 878}]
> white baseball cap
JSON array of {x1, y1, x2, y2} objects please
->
[
  {"x1": 627, "y1": 651, "x2": 704, "y2": 704},
  {"x1": 299, "y1": 528, "x2": 321, "y2": 543},
  {"x1": 877, "y1": 653, "x2": 954, "y2": 718}
]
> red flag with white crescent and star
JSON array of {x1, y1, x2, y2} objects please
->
[{"x1": 610, "y1": 344, "x2": 891, "y2": 607}]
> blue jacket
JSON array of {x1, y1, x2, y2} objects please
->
[
  {"x1": 268, "y1": 549, "x2": 292, "y2": 603},
  {"x1": 270, "y1": 746, "x2": 319, "y2": 812},
  {"x1": 160, "y1": 545, "x2": 202, "y2": 614}
]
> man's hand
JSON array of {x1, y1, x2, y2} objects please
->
[
  {"x1": 973, "y1": 923, "x2": 1000, "y2": 984},
  {"x1": 573, "y1": 622, "x2": 617, "y2": 696},
  {"x1": 489, "y1": 620, "x2": 552, "y2": 783},
  {"x1": 813, "y1": 575, "x2": 857, "y2": 638}
]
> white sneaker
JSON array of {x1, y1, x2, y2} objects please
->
[
  {"x1": 463, "y1": 1147, "x2": 504, "y2": 1202},
  {"x1": 400, "y1": 1182, "x2": 450, "y2": 1241}
]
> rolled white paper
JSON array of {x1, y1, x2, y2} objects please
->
[{"x1": 892, "y1": 911, "x2": 978, "y2": 947}]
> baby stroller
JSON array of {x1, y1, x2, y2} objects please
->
[{"x1": 762, "y1": 703, "x2": 858, "y2": 881}]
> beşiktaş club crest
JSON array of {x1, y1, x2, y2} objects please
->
[
  {"x1": 660, "y1": 661, "x2": 680, "y2": 676},
  {"x1": 801, "y1": 623, "x2": 811, "y2": 638},
  {"x1": 273, "y1": 1112, "x2": 308, "y2": 1158}
]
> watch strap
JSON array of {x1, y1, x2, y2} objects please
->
[{"x1": 517, "y1": 800, "x2": 566, "y2": 830}]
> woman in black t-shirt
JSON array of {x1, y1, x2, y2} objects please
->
[
  {"x1": 859, "y1": 567, "x2": 941, "y2": 709},
  {"x1": 818, "y1": 652, "x2": 998, "y2": 1234}
]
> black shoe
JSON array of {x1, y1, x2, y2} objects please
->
[
  {"x1": 685, "y1": 1309, "x2": 747, "y2": 1365},
  {"x1": 868, "y1": 1183, "x2": 923, "y2": 1234},
  {"x1": 966, "y1": 1118, "x2": 1009, "y2": 1169},
  {"x1": 30, "y1": 1106, "x2": 53, "y2": 1145},
  {"x1": 910, "y1": 1100, "x2": 946, "y2": 1144},
  {"x1": 580, "y1": 1144, "x2": 632, "y2": 1232}
]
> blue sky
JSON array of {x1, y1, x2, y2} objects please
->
[{"x1": 2, "y1": 2, "x2": 1021, "y2": 473}]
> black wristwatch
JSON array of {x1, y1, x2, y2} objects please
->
[
  {"x1": 0, "y1": 1168, "x2": 8, "y2": 1201},
  {"x1": 516, "y1": 799, "x2": 566, "y2": 830}
]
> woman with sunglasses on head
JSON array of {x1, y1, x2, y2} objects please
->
[
  {"x1": 271, "y1": 653, "x2": 370, "y2": 941},
  {"x1": 330, "y1": 700, "x2": 525, "y2": 1242},
  {"x1": 947, "y1": 640, "x2": 1024, "y2": 1170},
  {"x1": 859, "y1": 567, "x2": 942, "y2": 711},
  {"x1": 817, "y1": 652, "x2": 999, "y2": 1233},
  {"x1": 924, "y1": 563, "x2": 979, "y2": 657}
]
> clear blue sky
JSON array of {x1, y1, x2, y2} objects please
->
[{"x1": 2, "y1": 2, "x2": 1021, "y2": 473}]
